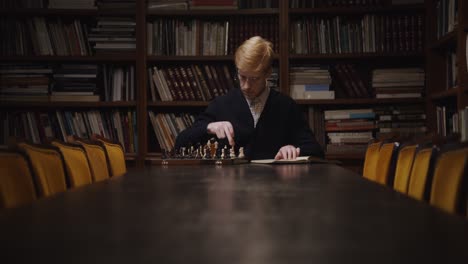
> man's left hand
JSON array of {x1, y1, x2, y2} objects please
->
[{"x1": 275, "y1": 145, "x2": 300, "y2": 160}]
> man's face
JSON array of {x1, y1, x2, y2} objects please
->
[{"x1": 237, "y1": 69, "x2": 266, "y2": 99}]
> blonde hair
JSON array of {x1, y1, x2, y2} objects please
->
[{"x1": 235, "y1": 36, "x2": 273, "y2": 75}]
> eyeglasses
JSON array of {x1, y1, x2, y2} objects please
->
[{"x1": 237, "y1": 71, "x2": 263, "y2": 83}]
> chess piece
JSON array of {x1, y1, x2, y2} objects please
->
[
  {"x1": 238, "y1": 147, "x2": 245, "y2": 159},
  {"x1": 214, "y1": 141, "x2": 219, "y2": 158},
  {"x1": 202, "y1": 147, "x2": 207, "y2": 159},
  {"x1": 230, "y1": 146, "x2": 236, "y2": 159},
  {"x1": 181, "y1": 147, "x2": 186, "y2": 158},
  {"x1": 221, "y1": 148, "x2": 226, "y2": 159}
]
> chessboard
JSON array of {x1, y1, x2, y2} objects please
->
[
  {"x1": 150, "y1": 158, "x2": 249, "y2": 166},
  {"x1": 151, "y1": 139, "x2": 248, "y2": 166}
]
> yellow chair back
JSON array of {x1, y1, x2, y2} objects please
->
[
  {"x1": 375, "y1": 142, "x2": 399, "y2": 185},
  {"x1": 363, "y1": 141, "x2": 382, "y2": 181},
  {"x1": 430, "y1": 147, "x2": 468, "y2": 215},
  {"x1": 0, "y1": 151, "x2": 37, "y2": 208},
  {"x1": 51, "y1": 141, "x2": 93, "y2": 188},
  {"x1": 95, "y1": 138, "x2": 126, "y2": 177},
  {"x1": 393, "y1": 145, "x2": 418, "y2": 193},
  {"x1": 17, "y1": 143, "x2": 67, "y2": 197},
  {"x1": 407, "y1": 147, "x2": 436, "y2": 201},
  {"x1": 76, "y1": 141, "x2": 110, "y2": 182}
]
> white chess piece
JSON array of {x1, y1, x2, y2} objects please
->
[
  {"x1": 238, "y1": 147, "x2": 245, "y2": 159},
  {"x1": 230, "y1": 146, "x2": 236, "y2": 159}
]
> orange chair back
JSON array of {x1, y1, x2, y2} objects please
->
[
  {"x1": 0, "y1": 151, "x2": 37, "y2": 208},
  {"x1": 393, "y1": 145, "x2": 418, "y2": 193},
  {"x1": 363, "y1": 141, "x2": 382, "y2": 181},
  {"x1": 17, "y1": 143, "x2": 67, "y2": 197},
  {"x1": 430, "y1": 147, "x2": 468, "y2": 215},
  {"x1": 374, "y1": 142, "x2": 399, "y2": 185},
  {"x1": 51, "y1": 141, "x2": 93, "y2": 188},
  {"x1": 407, "y1": 147, "x2": 436, "y2": 201},
  {"x1": 76, "y1": 140, "x2": 110, "y2": 182}
]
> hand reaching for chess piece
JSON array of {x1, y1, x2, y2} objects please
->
[{"x1": 207, "y1": 121, "x2": 235, "y2": 146}]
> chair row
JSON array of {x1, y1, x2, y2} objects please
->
[
  {"x1": 363, "y1": 138, "x2": 468, "y2": 218},
  {"x1": 0, "y1": 135, "x2": 127, "y2": 209}
]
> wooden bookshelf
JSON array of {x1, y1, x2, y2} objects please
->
[
  {"x1": 1, "y1": 0, "x2": 440, "y2": 170},
  {"x1": 426, "y1": 0, "x2": 467, "y2": 135}
]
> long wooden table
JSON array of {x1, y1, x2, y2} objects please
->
[{"x1": 1, "y1": 164, "x2": 468, "y2": 263}]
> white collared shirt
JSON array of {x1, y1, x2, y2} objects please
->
[{"x1": 246, "y1": 86, "x2": 270, "y2": 127}]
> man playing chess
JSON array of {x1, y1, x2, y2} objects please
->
[{"x1": 175, "y1": 36, "x2": 324, "y2": 160}]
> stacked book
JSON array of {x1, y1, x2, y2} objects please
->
[
  {"x1": 374, "y1": 105, "x2": 427, "y2": 139},
  {"x1": 372, "y1": 68, "x2": 425, "y2": 98},
  {"x1": 148, "y1": 112, "x2": 195, "y2": 151},
  {"x1": 324, "y1": 109, "x2": 375, "y2": 155},
  {"x1": 89, "y1": 17, "x2": 136, "y2": 54},
  {"x1": 48, "y1": 0, "x2": 96, "y2": 9},
  {"x1": 289, "y1": 66, "x2": 334, "y2": 99},
  {"x1": 103, "y1": 64, "x2": 135, "y2": 102},
  {"x1": 97, "y1": 0, "x2": 135, "y2": 9},
  {"x1": 148, "y1": 64, "x2": 235, "y2": 101},
  {"x1": 0, "y1": 64, "x2": 52, "y2": 101},
  {"x1": 147, "y1": 0, "x2": 189, "y2": 10},
  {"x1": 50, "y1": 64, "x2": 99, "y2": 102},
  {"x1": 190, "y1": 0, "x2": 237, "y2": 10},
  {"x1": 436, "y1": 105, "x2": 457, "y2": 137}
]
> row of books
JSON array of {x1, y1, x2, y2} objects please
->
[
  {"x1": 1, "y1": 110, "x2": 138, "y2": 153},
  {"x1": 289, "y1": 66, "x2": 334, "y2": 100},
  {"x1": 290, "y1": 14, "x2": 424, "y2": 54},
  {"x1": 324, "y1": 109, "x2": 375, "y2": 155},
  {"x1": 1, "y1": 0, "x2": 136, "y2": 9},
  {"x1": 147, "y1": 16, "x2": 278, "y2": 56},
  {"x1": 372, "y1": 67, "x2": 424, "y2": 99},
  {"x1": 92, "y1": 17, "x2": 136, "y2": 53},
  {"x1": 0, "y1": 17, "x2": 137, "y2": 56},
  {"x1": 147, "y1": 0, "x2": 278, "y2": 10},
  {"x1": 436, "y1": 0, "x2": 458, "y2": 39},
  {"x1": 290, "y1": 65, "x2": 425, "y2": 100},
  {"x1": 148, "y1": 112, "x2": 195, "y2": 151},
  {"x1": 0, "y1": 18, "x2": 90, "y2": 56},
  {"x1": 1, "y1": 64, "x2": 135, "y2": 102},
  {"x1": 315, "y1": 105, "x2": 427, "y2": 155},
  {"x1": 148, "y1": 64, "x2": 236, "y2": 101},
  {"x1": 290, "y1": 0, "x2": 423, "y2": 8},
  {"x1": 374, "y1": 105, "x2": 427, "y2": 138}
]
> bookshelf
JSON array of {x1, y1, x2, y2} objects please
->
[
  {"x1": 1, "y1": 0, "x2": 433, "y2": 170},
  {"x1": 426, "y1": 0, "x2": 468, "y2": 138}
]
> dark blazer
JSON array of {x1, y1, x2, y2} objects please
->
[{"x1": 175, "y1": 88, "x2": 324, "y2": 160}]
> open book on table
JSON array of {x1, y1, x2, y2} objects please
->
[{"x1": 251, "y1": 156, "x2": 339, "y2": 164}]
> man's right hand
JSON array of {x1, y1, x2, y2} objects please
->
[{"x1": 207, "y1": 121, "x2": 235, "y2": 146}]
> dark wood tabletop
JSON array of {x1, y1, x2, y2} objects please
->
[{"x1": 1, "y1": 164, "x2": 468, "y2": 263}]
